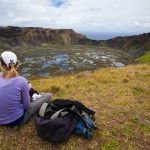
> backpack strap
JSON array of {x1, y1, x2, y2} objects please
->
[
  {"x1": 50, "y1": 105, "x2": 76, "y2": 120},
  {"x1": 74, "y1": 101, "x2": 95, "y2": 116},
  {"x1": 39, "y1": 102, "x2": 76, "y2": 118},
  {"x1": 50, "y1": 108, "x2": 68, "y2": 120},
  {"x1": 39, "y1": 103, "x2": 49, "y2": 117},
  {"x1": 50, "y1": 108, "x2": 90, "y2": 129}
]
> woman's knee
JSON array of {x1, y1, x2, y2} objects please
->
[{"x1": 42, "y1": 93, "x2": 52, "y2": 100}]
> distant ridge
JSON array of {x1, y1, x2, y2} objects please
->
[
  {"x1": 105, "y1": 32, "x2": 150, "y2": 57},
  {"x1": 0, "y1": 26, "x2": 91, "y2": 47},
  {"x1": 0, "y1": 26, "x2": 150, "y2": 62}
]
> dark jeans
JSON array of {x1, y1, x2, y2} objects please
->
[{"x1": 5, "y1": 112, "x2": 25, "y2": 127}]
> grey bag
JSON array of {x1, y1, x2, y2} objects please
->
[
  {"x1": 34, "y1": 102, "x2": 80, "y2": 142},
  {"x1": 34, "y1": 99, "x2": 95, "y2": 142}
]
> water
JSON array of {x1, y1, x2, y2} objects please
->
[
  {"x1": 20, "y1": 47, "x2": 129, "y2": 78},
  {"x1": 54, "y1": 54, "x2": 69, "y2": 64},
  {"x1": 21, "y1": 67, "x2": 31, "y2": 73},
  {"x1": 24, "y1": 57, "x2": 33, "y2": 62},
  {"x1": 113, "y1": 62, "x2": 124, "y2": 67},
  {"x1": 39, "y1": 73, "x2": 50, "y2": 77}
]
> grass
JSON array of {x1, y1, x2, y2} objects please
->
[
  {"x1": 40, "y1": 40, "x2": 63, "y2": 46},
  {"x1": 136, "y1": 50, "x2": 150, "y2": 63},
  {"x1": 0, "y1": 64, "x2": 150, "y2": 149}
]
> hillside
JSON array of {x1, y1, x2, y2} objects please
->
[
  {"x1": 0, "y1": 26, "x2": 96, "y2": 49},
  {"x1": 0, "y1": 64, "x2": 150, "y2": 150},
  {"x1": 105, "y1": 32, "x2": 150, "y2": 62},
  {"x1": 0, "y1": 26, "x2": 150, "y2": 63}
]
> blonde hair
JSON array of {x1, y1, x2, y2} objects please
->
[{"x1": 0, "y1": 63, "x2": 19, "y2": 80}]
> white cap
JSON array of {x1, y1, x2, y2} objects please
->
[{"x1": 1, "y1": 51, "x2": 17, "y2": 67}]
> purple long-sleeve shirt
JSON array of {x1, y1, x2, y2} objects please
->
[{"x1": 0, "y1": 73, "x2": 30, "y2": 124}]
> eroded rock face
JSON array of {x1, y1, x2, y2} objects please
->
[{"x1": 0, "y1": 26, "x2": 89, "y2": 46}]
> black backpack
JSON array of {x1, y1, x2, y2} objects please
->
[{"x1": 34, "y1": 99, "x2": 95, "y2": 142}]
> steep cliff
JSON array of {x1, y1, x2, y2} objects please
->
[{"x1": 0, "y1": 26, "x2": 90, "y2": 47}]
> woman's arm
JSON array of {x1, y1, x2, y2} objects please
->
[{"x1": 21, "y1": 78, "x2": 30, "y2": 109}]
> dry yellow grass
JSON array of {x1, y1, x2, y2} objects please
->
[{"x1": 0, "y1": 64, "x2": 150, "y2": 150}]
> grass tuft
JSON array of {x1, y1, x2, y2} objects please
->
[{"x1": 102, "y1": 140, "x2": 121, "y2": 150}]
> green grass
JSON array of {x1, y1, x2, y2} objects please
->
[
  {"x1": 102, "y1": 140, "x2": 121, "y2": 150},
  {"x1": 0, "y1": 64, "x2": 150, "y2": 149},
  {"x1": 40, "y1": 40, "x2": 63, "y2": 46},
  {"x1": 136, "y1": 50, "x2": 150, "y2": 63}
]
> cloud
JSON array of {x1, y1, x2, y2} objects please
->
[{"x1": 0, "y1": 0, "x2": 150, "y2": 33}]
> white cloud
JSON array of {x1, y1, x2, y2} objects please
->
[{"x1": 0, "y1": 0, "x2": 150, "y2": 33}]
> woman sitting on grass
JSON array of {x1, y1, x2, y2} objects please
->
[{"x1": 0, "y1": 51, "x2": 51, "y2": 126}]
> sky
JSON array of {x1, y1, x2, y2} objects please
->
[{"x1": 0, "y1": 0, "x2": 150, "y2": 39}]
